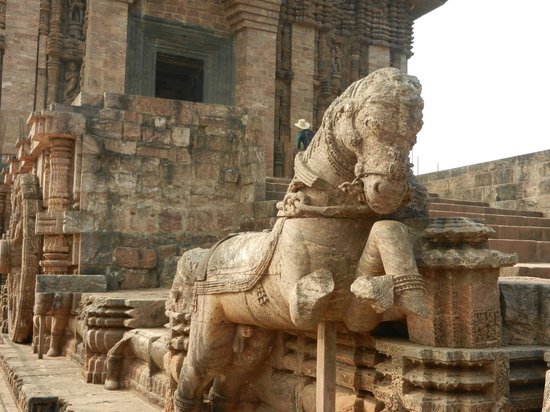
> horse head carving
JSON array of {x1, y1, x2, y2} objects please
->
[
  {"x1": 284, "y1": 67, "x2": 423, "y2": 218},
  {"x1": 169, "y1": 68, "x2": 427, "y2": 411}
]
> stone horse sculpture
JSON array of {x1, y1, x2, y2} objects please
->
[{"x1": 172, "y1": 68, "x2": 426, "y2": 411}]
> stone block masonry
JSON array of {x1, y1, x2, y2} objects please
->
[
  {"x1": 418, "y1": 150, "x2": 550, "y2": 216},
  {"x1": 77, "y1": 93, "x2": 266, "y2": 289},
  {"x1": 137, "y1": 0, "x2": 230, "y2": 32}
]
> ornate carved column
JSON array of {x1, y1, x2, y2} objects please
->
[
  {"x1": 28, "y1": 111, "x2": 84, "y2": 357},
  {"x1": 34, "y1": 0, "x2": 50, "y2": 110},
  {"x1": 40, "y1": 136, "x2": 73, "y2": 275},
  {"x1": 46, "y1": 0, "x2": 63, "y2": 106},
  {"x1": 223, "y1": 0, "x2": 281, "y2": 176}
]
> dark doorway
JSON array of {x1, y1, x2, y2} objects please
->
[{"x1": 155, "y1": 53, "x2": 204, "y2": 102}]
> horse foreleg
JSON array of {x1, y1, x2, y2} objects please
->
[
  {"x1": 174, "y1": 297, "x2": 235, "y2": 412},
  {"x1": 289, "y1": 269, "x2": 334, "y2": 329},
  {"x1": 351, "y1": 220, "x2": 426, "y2": 316}
]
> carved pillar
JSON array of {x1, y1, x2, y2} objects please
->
[
  {"x1": 38, "y1": 137, "x2": 74, "y2": 356},
  {"x1": 26, "y1": 110, "x2": 84, "y2": 357},
  {"x1": 40, "y1": 137, "x2": 73, "y2": 275},
  {"x1": 81, "y1": 0, "x2": 134, "y2": 95},
  {"x1": 224, "y1": 0, "x2": 281, "y2": 176},
  {"x1": 35, "y1": 0, "x2": 50, "y2": 110},
  {"x1": 46, "y1": 0, "x2": 63, "y2": 105}
]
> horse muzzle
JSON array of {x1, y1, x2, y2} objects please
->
[{"x1": 362, "y1": 175, "x2": 407, "y2": 215}]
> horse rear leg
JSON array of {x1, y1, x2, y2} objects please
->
[{"x1": 174, "y1": 298, "x2": 235, "y2": 412}]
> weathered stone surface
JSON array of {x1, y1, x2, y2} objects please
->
[
  {"x1": 35, "y1": 275, "x2": 106, "y2": 293},
  {"x1": 499, "y1": 276, "x2": 550, "y2": 345},
  {"x1": 0, "y1": 328, "x2": 162, "y2": 411},
  {"x1": 373, "y1": 338, "x2": 547, "y2": 411},
  {"x1": 62, "y1": 211, "x2": 95, "y2": 233},
  {"x1": 419, "y1": 150, "x2": 550, "y2": 216},
  {"x1": 113, "y1": 247, "x2": 158, "y2": 270},
  {"x1": 171, "y1": 127, "x2": 191, "y2": 147}
]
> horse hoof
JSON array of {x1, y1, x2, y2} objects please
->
[
  {"x1": 351, "y1": 275, "x2": 394, "y2": 313},
  {"x1": 395, "y1": 289, "x2": 427, "y2": 317},
  {"x1": 289, "y1": 269, "x2": 334, "y2": 329}
]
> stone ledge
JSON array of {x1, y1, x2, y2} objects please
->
[{"x1": 0, "y1": 335, "x2": 161, "y2": 411}]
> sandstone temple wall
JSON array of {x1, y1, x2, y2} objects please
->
[
  {"x1": 33, "y1": 94, "x2": 267, "y2": 291},
  {"x1": 130, "y1": 0, "x2": 231, "y2": 32},
  {"x1": 418, "y1": 150, "x2": 550, "y2": 216},
  {"x1": 0, "y1": 0, "x2": 446, "y2": 177}
]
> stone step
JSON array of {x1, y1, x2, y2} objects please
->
[
  {"x1": 428, "y1": 210, "x2": 550, "y2": 228},
  {"x1": 490, "y1": 225, "x2": 550, "y2": 241},
  {"x1": 500, "y1": 263, "x2": 550, "y2": 279},
  {"x1": 265, "y1": 181, "x2": 289, "y2": 193},
  {"x1": 488, "y1": 239, "x2": 550, "y2": 263},
  {"x1": 0, "y1": 335, "x2": 161, "y2": 411},
  {"x1": 266, "y1": 191, "x2": 285, "y2": 201},
  {"x1": 428, "y1": 196, "x2": 490, "y2": 207},
  {"x1": 265, "y1": 176, "x2": 292, "y2": 185},
  {"x1": 429, "y1": 202, "x2": 544, "y2": 218}
]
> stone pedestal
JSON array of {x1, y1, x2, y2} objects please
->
[
  {"x1": 408, "y1": 217, "x2": 516, "y2": 348},
  {"x1": 74, "y1": 290, "x2": 168, "y2": 384},
  {"x1": 374, "y1": 339, "x2": 547, "y2": 411}
]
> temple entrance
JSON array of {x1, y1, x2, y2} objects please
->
[{"x1": 155, "y1": 53, "x2": 204, "y2": 102}]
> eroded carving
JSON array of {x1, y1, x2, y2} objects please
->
[{"x1": 1, "y1": 175, "x2": 43, "y2": 343}]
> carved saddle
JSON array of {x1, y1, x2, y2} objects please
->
[{"x1": 194, "y1": 219, "x2": 285, "y2": 295}]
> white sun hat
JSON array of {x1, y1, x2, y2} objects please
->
[{"x1": 294, "y1": 119, "x2": 310, "y2": 129}]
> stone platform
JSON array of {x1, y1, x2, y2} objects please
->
[{"x1": 0, "y1": 334, "x2": 161, "y2": 412}]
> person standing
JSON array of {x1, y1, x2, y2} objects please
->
[{"x1": 294, "y1": 119, "x2": 314, "y2": 151}]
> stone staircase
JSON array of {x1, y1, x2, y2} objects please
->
[
  {"x1": 266, "y1": 176, "x2": 291, "y2": 201},
  {"x1": 265, "y1": 177, "x2": 550, "y2": 279}
]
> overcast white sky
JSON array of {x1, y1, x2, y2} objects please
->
[{"x1": 408, "y1": 0, "x2": 550, "y2": 175}]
